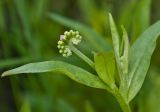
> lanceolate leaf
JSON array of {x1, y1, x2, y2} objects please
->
[
  {"x1": 127, "y1": 21, "x2": 160, "y2": 102},
  {"x1": 2, "y1": 61, "x2": 107, "y2": 90},
  {"x1": 94, "y1": 52, "x2": 115, "y2": 88},
  {"x1": 108, "y1": 13, "x2": 120, "y2": 60}
]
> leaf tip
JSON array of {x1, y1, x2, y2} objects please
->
[
  {"x1": 108, "y1": 13, "x2": 116, "y2": 29},
  {"x1": 1, "y1": 71, "x2": 10, "y2": 78},
  {"x1": 1, "y1": 73, "x2": 6, "y2": 78},
  {"x1": 108, "y1": 13, "x2": 112, "y2": 20},
  {"x1": 108, "y1": 12, "x2": 111, "y2": 16}
]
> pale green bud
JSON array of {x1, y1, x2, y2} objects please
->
[{"x1": 57, "y1": 30, "x2": 82, "y2": 57}]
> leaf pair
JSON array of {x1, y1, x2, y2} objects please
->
[
  {"x1": 109, "y1": 13, "x2": 130, "y2": 100},
  {"x1": 109, "y1": 13, "x2": 160, "y2": 102}
]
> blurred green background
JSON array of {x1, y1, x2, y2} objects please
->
[{"x1": 0, "y1": 0, "x2": 160, "y2": 112}]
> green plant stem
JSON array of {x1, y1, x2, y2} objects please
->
[
  {"x1": 69, "y1": 44, "x2": 95, "y2": 69},
  {"x1": 113, "y1": 89, "x2": 131, "y2": 112},
  {"x1": 116, "y1": 95, "x2": 131, "y2": 112}
]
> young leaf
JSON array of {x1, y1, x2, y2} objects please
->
[
  {"x1": 127, "y1": 21, "x2": 160, "y2": 102},
  {"x1": 108, "y1": 13, "x2": 120, "y2": 60},
  {"x1": 109, "y1": 14, "x2": 129, "y2": 96},
  {"x1": 2, "y1": 61, "x2": 108, "y2": 90},
  {"x1": 121, "y1": 25, "x2": 129, "y2": 74},
  {"x1": 119, "y1": 26, "x2": 130, "y2": 100},
  {"x1": 94, "y1": 52, "x2": 115, "y2": 88}
]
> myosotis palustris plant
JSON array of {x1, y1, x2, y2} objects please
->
[{"x1": 2, "y1": 13, "x2": 160, "y2": 112}]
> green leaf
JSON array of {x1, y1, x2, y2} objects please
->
[
  {"x1": 0, "y1": 1, "x2": 5, "y2": 29},
  {"x1": 13, "y1": 0, "x2": 32, "y2": 45},
  {"x1": 48, "y1": 13, "x2": 111, "y2": 52},
  {"x1": 108, "y1": 13, "x2": 120, "y2": 59},
  {"x1": 94, "y1": 52, "x2": 115, "y2": 88},
  {"x1": 109, "y1": 14, "x2": 129, "y2": 95},
  {"x1": 119, "y1": 0, "x2": 151, "y2": 42},
  {"x1": 121, "y1": 26, "x2": 129, "y2": 74},
  {"x1": 131, "y1": 0, "x2": 151, "y2": 42},
  {"x1": 127, "y1": 21, "x2": 160, "y2": 102},
  {"x1": 77, "y1": 0, "x2": 107, "y2": 33},
  {"x1": 85, "y1": 101, "x2": 95, "y2": 112},
  {"x1": 20, "y1": 98, "x2": 31, "y2": 112},
  {"x1": 2, "y1": 61, "x2": 107, "y2": 90}
]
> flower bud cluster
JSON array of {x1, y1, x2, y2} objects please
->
[{"x1": 57, "y1": 30, "x2": 82, "y2": 57}]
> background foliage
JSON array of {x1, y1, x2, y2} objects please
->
[{"x1": 0, "y1": 0, "x2": 160, "y2": 112}]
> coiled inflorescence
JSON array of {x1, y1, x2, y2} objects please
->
[{"x1": 57, "y1": 30, "x2": 82, "y2": 57}]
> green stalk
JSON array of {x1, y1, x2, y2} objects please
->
[
  {"x1": 116, "y1": 95, "x2": 131, "y2": 112},
  {"x1": 113, "y1": 88, "x2": 132, "y2": 112},
  {"x1": 69, "y1": 44, "x2": 95, "y2": 69}
]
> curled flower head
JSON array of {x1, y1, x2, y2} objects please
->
[{"x1": 57, "y1": 30, "x2": 82, "y2": 57}]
